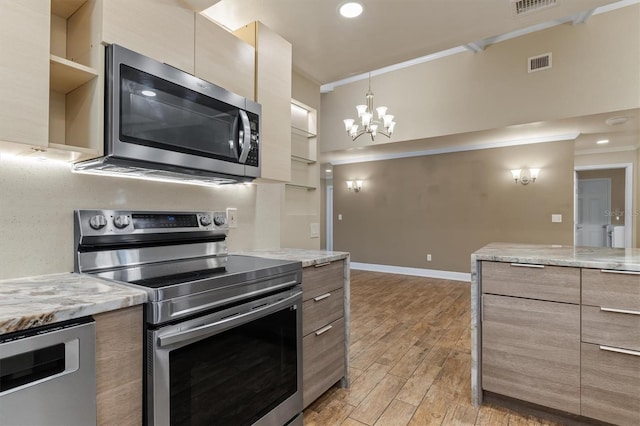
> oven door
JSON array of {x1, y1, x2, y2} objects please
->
[{"x1": 148, "y1": 287, "x2": 302, "y2": 426}]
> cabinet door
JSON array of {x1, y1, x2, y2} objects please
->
[
  {"x1": 481, "y1": 294, "x2": 581, "y2": 414},
  {"x1": 195, "y1": 15, "x2": 254, "y2": 100},
  {"x1": 95, "y1": 306, "x2": 143, "y2": 426},
  {"x1": 303, "y1": 317, "x2": 345, "y2": 408},
  {"x1": 235, "y1": 22, "x2": 292, "y2": 182},
  {"x1": 581, "y1": 342, "x2": 640, "y2": 426},
  {"x1": 102, "y1": 0, "x2": 195, "y2": 73},
  {"x1": 0, "y1": 0, "x2": 49, "y2": 147}
]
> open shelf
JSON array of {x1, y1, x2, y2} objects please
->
[
  {"x1": 291, "y1": 125, "x2": 316, "y2": 138},
  {"x1": 50, "y1": 55, "x2": 98, "y2": 94},
  {"x1": 291, "y1": 155, "x2": 316, "y2": 164},
  {"x1": 51, "y1": 0, "x2": 86, "y2": 19},
  {"x1": 285, "y1": 183, "x2": 317, "y2": 191}
]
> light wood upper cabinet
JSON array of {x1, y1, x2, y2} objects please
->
[
  {"x1": 195, "y1": 15, "x2": 254, "y2": 100},
  {"x1": 101, "y1": 0, "x2": 195, "y2": 73},
  {"x1": 235, "y1": 22, "x2": 292, "y2": 182},
  {"x1": 0, "y1": 0, "x2": 50, "y2": 148}
]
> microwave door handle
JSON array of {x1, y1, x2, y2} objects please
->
[{"x1": 238, "y1": 110, "x2": 251, "y2": 164}]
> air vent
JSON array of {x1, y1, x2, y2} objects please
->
[
  {"x1": 528, "y1": 53, "x2": 552, "y2": 73},
  {"x1": 513, "y1": 0, "x2": 557, "y2": 16}
]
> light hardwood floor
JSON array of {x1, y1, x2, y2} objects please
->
[{"x1": 303, "y1": 270, "x2": 562, "y2": 426}]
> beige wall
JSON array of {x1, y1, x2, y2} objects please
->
[
  {"x1": 577, "y1": 169, "x2": 626, "y2": 226},
  {"x1": 0, "y1": 154, "x2": 281, "y2": 280},
  {"x1": 333, "y1": 141, "x2": 575, "y2": 273},
  {"x1": 320, "y1": 5, "x2": 640, "y2": 153}
]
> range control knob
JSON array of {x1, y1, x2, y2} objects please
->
[
  {"x1": 89, "y1": 215, "x2": 107, "y2": 230},
  {"x1": 199, "y1": 215, "x2": 212, "y2": 227},
  {"x1": 113, "y1": 215, "x2": 131, "y2": 229},
  {"x1": 213, "y1": 215, "x2": 226, "y2": 226}
]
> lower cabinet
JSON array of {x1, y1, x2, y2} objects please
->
[
  {"x1": 94, "y1": 305, "x2": 143, "y2": 426},
  {"x1": 581, "y1": 343, "x2": 640, "y2": 426},
  {"x1": 481, "y1": 293, "x2": 581, "y2": 414},
  {"x1": 301, "y1": 260, "x2": 346, "y2": 408}
]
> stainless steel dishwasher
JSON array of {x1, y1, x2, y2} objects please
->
[{"x1": 0, "y1": 317, "x2": 97, "y2": 426}]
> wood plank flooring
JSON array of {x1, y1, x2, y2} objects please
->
[{"x1": 303, "y1": 270, "x2": 562, "y2": 426}]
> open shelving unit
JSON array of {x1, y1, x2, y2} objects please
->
[
  {"x1": 48, "y1": 0, "x2": 102, "y2": 160},
  {"x1": 287, "y1": 99, "x2": 318, "y2": 191}
]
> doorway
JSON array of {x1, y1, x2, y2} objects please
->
[
  {"x1": 575, "y1": 178, "x2": 611, "y2": 246},
  {"x1": 574, "y1": 164, "x2": 633, "y2": 248}
]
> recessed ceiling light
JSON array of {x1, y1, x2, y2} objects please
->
[
  {"x1": 605, "y1": 116, "x2": 629, "y2": 126},
  {"x1": 339, "y1": 2, "x2": 363, "y2": 18},
  {"x1": 596, "y1": 139, "x2": 609, "y2": 144},
  {"x1": 325, "y1": 169, "x2": 332, "y2": 173}
]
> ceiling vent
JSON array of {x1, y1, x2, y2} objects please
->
[
  {"x1": 513, "y1": 0, "x2": 557, "y2": 16},
  {"x1": 528, "y1": 53, "x2": 552, "y2": 73}
]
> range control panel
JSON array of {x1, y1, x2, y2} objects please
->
[{"x1": 75, "y1": 210, "x2": 228, "y2": 236}]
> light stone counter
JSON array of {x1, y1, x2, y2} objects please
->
[
  {"x1": 0, "y1": 273, "x2": 148, "y2": 334},
  {"x1": 470, "y1": 242, "x2": 640, "y2": 406},
  {"x1": 234, "y1": 248, "x2": 349, "y2": 267}
]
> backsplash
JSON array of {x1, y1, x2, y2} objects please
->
[{"x1": 0, "y1": 154, "x2": 281, "y2": 279}]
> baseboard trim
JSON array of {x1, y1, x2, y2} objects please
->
[{"x1": 350, "y1": 262, "x2": 471, "y2": 282}]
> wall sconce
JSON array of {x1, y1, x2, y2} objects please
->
[
  {"x1": 511, "y1": 168, "x2": 540, "y2": 185},
  {"x1": 346, "y1": 180, "x2": 363, "y2": 192}
]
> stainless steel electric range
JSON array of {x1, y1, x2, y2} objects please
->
[{"x1": 74, "y1": 209, "x2": 303, "y2": 426}]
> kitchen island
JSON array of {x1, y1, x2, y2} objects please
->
[{"x1": 471, "y1": 243, "x2": 640, "y2": 425}]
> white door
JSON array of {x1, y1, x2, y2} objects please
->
[
  {"x1": 326, "y1": 185, "x2": 333, "y2": 251},
  {"x1": 576, "y1": 178, "x2": 611, "y2": 247}
]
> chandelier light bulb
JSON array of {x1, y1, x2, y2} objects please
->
[
  {"x1": 361, "y1": 112, "x2": 372, "y2": 127},
  {"x1": 388, "y1": 121, "x2": 396, "y2": 134},
  {"x1": 343, "y1": 119, "x2": 355, "y2": 131},
  {"x1": 383, "y1": 114, "x2": 394, "y2": 128},
  {"x1": 376, "y1": 106, "x2": 387, "y2": 119},
  {"x1": 356, "y1": 104, "x2": 367, "y2": 117},
  {"x1": 350, "y1": 124, "x2": 359, "y2": 136}
]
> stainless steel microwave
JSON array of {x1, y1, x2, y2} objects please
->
[{"x1": 74, "y1": 44, "x2": 261, "y2": 185}]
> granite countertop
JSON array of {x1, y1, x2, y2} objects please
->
[
  {"x1": 0, "y1": 273, "x2": 148, "y2": 334},
  {"x1": 472, "y1": 242, "x2": 640, "y2": 272},
  {"x1": 236, "y1": 248, "x2": 349, "y2": 268}
]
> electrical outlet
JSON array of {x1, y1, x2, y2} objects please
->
[
  {"x1": 226, "y1": 208, "x2": 238, "y2": 228},
  {"x1": 427, "y1": 254, "x2": 432, "y2": 261}
]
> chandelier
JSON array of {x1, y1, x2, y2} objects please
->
[{"x1": 342, "y1": 73, "x2": 396, "y2": 141}]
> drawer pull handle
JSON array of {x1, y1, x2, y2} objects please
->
[
  {"x1": 510, "y1": 263, "x2": 545, "y2": 269},
  {"x1": 601, "y1": 307, "x2": 640, "y2": 316},
  {"x1": 314, "y1": 293, "x2": 331, "y2": 302},
  {"x1": 314, "y1": 262, "x2": 331, "y2": 268},
  {"x1": 601, "y1": 269, "x2": 640, "y2": 276},
  {"x1": 599, "y1": 345, "x2": 640, "y2": 358},
  {"x1": 315, "y1": 325, "x2": 333, "y2": 336}
]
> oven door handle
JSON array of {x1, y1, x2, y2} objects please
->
[{"x1": 158, "y1": 291, "x2": 300, "y2": 348}]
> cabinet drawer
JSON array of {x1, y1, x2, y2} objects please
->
[
  {"x1": 302, "y1": 260, "x2": 344, "y2": 301},
  {"x1": 303, "y1": 288, "x2": 344, "y2": 336},
  {"x1": 481, "y1": 261, "x2": 580, "y2": 303},
  {"x1": 481, "y1": 294, "x2": 581, "y2": 414},
  {"x1": 581, "y1": 342, "x2": 640, "y2": 426},
  {"x1": 582, "y1": 268, "x2": 640, "y2": 311},
  {"x1": 303, "y1": 317, "x2": 345, "y2": 408},
  {"x1": 582, "y1": 305, "x2": 640, "y2": 351}
]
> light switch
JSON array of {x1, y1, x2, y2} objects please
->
[
  {"x1": 551, "y1": 214, "x2": 562, "y2": 223},
  {"x1": 338, "y1": 214, "x2": 343, "y2": 221},
  {"x1": 310, "y1": 223, "x2": 320, "y2": 238}
]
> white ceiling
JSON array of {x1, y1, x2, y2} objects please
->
[{"x1": 203, "y1": 0, "x2": 639, "y2": 168}]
